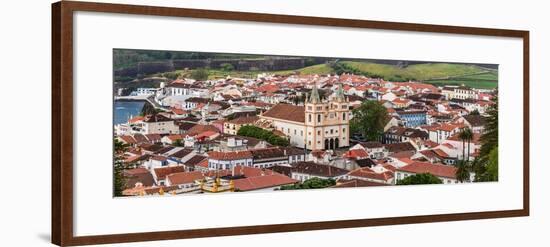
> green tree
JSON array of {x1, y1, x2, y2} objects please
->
[
  {"x1": 479, "y1": 94, "x2": 498, "y2": 163},
  {"x1": 485, "y1": 147, "x2": 499, "y2": 181},
  {"x1": 477, "y1": 146, "x2": 498, "y2": 182},
  {"x1": 304, "y1": 58, "x2": 317, "y2": 67},
  {"x1": 476, "y1": 93, "x2": 498, "y2": 182},
  {"x1": 162, "y1": 71, "x2": 181, "y2": 80},
  {"x1": 114, "y1": 139, "x2": 129, "y2": 197},
  {"x1": 455, "y1": 160, "x2": 471, "y2": 183},
  {"x1": 350, "y1": 100, "x2": 389, "y2": 141},
  {"x1": 279, "y1": 177, "x2": 336, "y2": 190},
  {"x1": 220, "y1": 63, "x2": 235, "y2": 72},
  {"x1": 140, "y1": 102, "x2": 158, "y2": 116},
  {"x1": 173, "y1": 139, "x2": 184, "y2": 147},
  {"x1": 237, "y1": 125, "x2": 289, "y2": 147},
  {"x1": 190, "y1": 68, "x2": 209, "y2": 81},
  {"x1": 397, "y1": 173, "x2": 443, "y2": 185}
]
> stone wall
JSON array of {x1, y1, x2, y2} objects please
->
[{"x1": 114, "y1": 57, "x2": 326, "y2": 77}]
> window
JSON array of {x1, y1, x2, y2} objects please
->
[
  {"x1": 343, "y1": 113, "x2": 346, "y2": 120},
  {"x1": 308, "y1": 114, "x2": 312, "y2": 122},
  {"x1": 317, "y1": 130, "x2": 321, "y2": 135},
  {"x1": 294, "y1": 129, "x2": 297, "y2": 135},
  {"x1": 343, "y1": 128, "x2": 346, "y2": 133},
  {"x1": 330, "y1": 129, "x2": 333, "y2": 134},
  {"x1": 317, "y1": 114, "x2": 321, "y2": 123},
  {"x1": 301, "y1": 130, "x2": 303, "y2": 136}
]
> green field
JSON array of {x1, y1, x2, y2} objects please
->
[
  {"x1": 152, "y1": 60, "x2": 498, "y2": 89},
  {"x1": 424, "y1": 71, "x2": 498, "y2": 89},
  {"x1": 423, "y1": 80, "x2": 497, "y2": 89},
  {"x1": 340, "y1": 61, "x2": 491, "y2": 80}
]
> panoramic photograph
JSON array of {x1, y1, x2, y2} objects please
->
[{"x1": 113, "y1": 49, "x2": 499, "y2": 197}]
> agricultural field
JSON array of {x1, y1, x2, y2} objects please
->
[{"x1": 146, "y1": 60, "x2": 498, "y2": 89}]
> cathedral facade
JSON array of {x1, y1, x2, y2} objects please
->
[{"x1": 260, "y1": 84, "x2": 350, "y2": 150}]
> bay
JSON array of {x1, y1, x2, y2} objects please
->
[{"x1": 114, "y1": 101, "x2": 145, "y2": 125}]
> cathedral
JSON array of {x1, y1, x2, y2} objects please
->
[{"x1": 259, "y1": 84, "x2": 351, "y2": 150}]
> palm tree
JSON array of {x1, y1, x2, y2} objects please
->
[
  {"x1": 458, "y1": 129, "x2": 469, "y2": 162},
  {"x1": 463, "y1": 128, "x2": 473, "y2": 162},
  {"x1": 456, "y1": 160, "x2": 470, "y2": 183}
]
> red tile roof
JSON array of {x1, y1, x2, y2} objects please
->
[
  {"x1": 233, "y1": 174, "x2": 297, "y2": 191},
  {"x1": 171, "y1": 108, "x2": 187, "y2": 115},
  {"x1": 196, "y1": 159, "x2": 209, "y2": 168},
  {"x1": 151, "y1": 155, "x2": 167, "y2": 161},
  {"x1": 228, "y1": 116, "x2": 259, "y2": 125},
  {"x1": 166, "y1": 171, "x2": 204, "y2": 185},
  {"x1": 128, "y1": 116, "x2": 145, "y2": 124},
  {"x1": 153, "y1": 166, "x2": 186, "y2": 180},
  {"x1": 343, "y1": 149, "x2": 369, "y2": 159},
  {"x1": 256, "y1": 84, "x2": 280, "y2": 93},
  {"x1": 207, "y1": 150, "x2": 253, "y2": 161},
  {"x1": 292, "y1": 162, "x2": 349, "y2": 177},
  {"x1": 187, "y1": 124, "x2": 220, "y2": 136},
  {"x1": 262, "y1": 104, "x2": 305, "y2": 123},
  {"x1": 119, "y1": 135, "x2": 136, "y2": 144},
  {"x1": 347, "y1": 167, "x2": 394, "y2": 181},
  {"x1": 333, "y1": 179, "x2": 388, "y2": 188},
  {"x1": 446, "y1": 132, "x2": 481, "y2": 144},
  {"x1": 231, "y1": 165, "x2": 276, "y2": 177},
  {"x1": 432, "y1": 148, "x2": 450, "y2": 158},
  {"x1": 397, "y1": 162, "x2": 457, "y2": 179},
  {"x1": 196, "y1": 131, "x2": 219, "y2": 139},
  {"x1": 165, "y1": 134, "x2": 183, "y2": 141}
]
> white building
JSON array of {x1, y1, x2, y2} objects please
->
[
  {"x1": 207, "y1": 150, "x2": 254, "y2": 170},
  {"x1": 135, "y1": 114, "x2": 179, "y2": 135},
  {"x1": 260, "y1": 84, "x2": 351, "y2": 150},
  {"x1": 130, "y1": 88, "x2": 157, "y2": 96},
  {"x1": 290, "y1": 162, "x2": 349, "y2": 182},
  {"x1": 394, "y1": 162, "x2": 460, "y2": 184}
]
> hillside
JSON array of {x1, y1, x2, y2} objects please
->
[{"x1": 286, "y1": 61, "x2": 497, "y2": 89}]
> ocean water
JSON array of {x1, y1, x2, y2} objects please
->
[{"x1": 114, "y1": 101, "x2": 145, "y2": 125}]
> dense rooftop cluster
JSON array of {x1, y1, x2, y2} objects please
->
[{"x1": 114, "y1": 70, "x2": 496, "y2": 196}]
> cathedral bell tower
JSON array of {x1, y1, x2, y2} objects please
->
[{"x1": 304, "y1": 82, "x2": 325, "y2": 150}]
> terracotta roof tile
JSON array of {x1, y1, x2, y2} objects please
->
[
  {"x1": 262, "y1": 104, "x2": 305, "y2": 123},
  {"x1": 333, "y1": 178, "x2": 388, "y2": 188},
  {"x1": 166, "y1": 171, "x2": 204, "y2": 185},
  {"x1": 153, "y1": 166, "x2": 186, "y2": 180},
  {"x1": 292, "y1": 162, "x2": 349, "y2": 177},
  {"x1": 207, "y1": 150, "x2": 253, "y2": 161},
  {"x1": 233, "y1": 174, "x2": 297, "y2": 191},
  {"x1": 397, "y1": 162, "x2": 457, "y2": 179}
]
